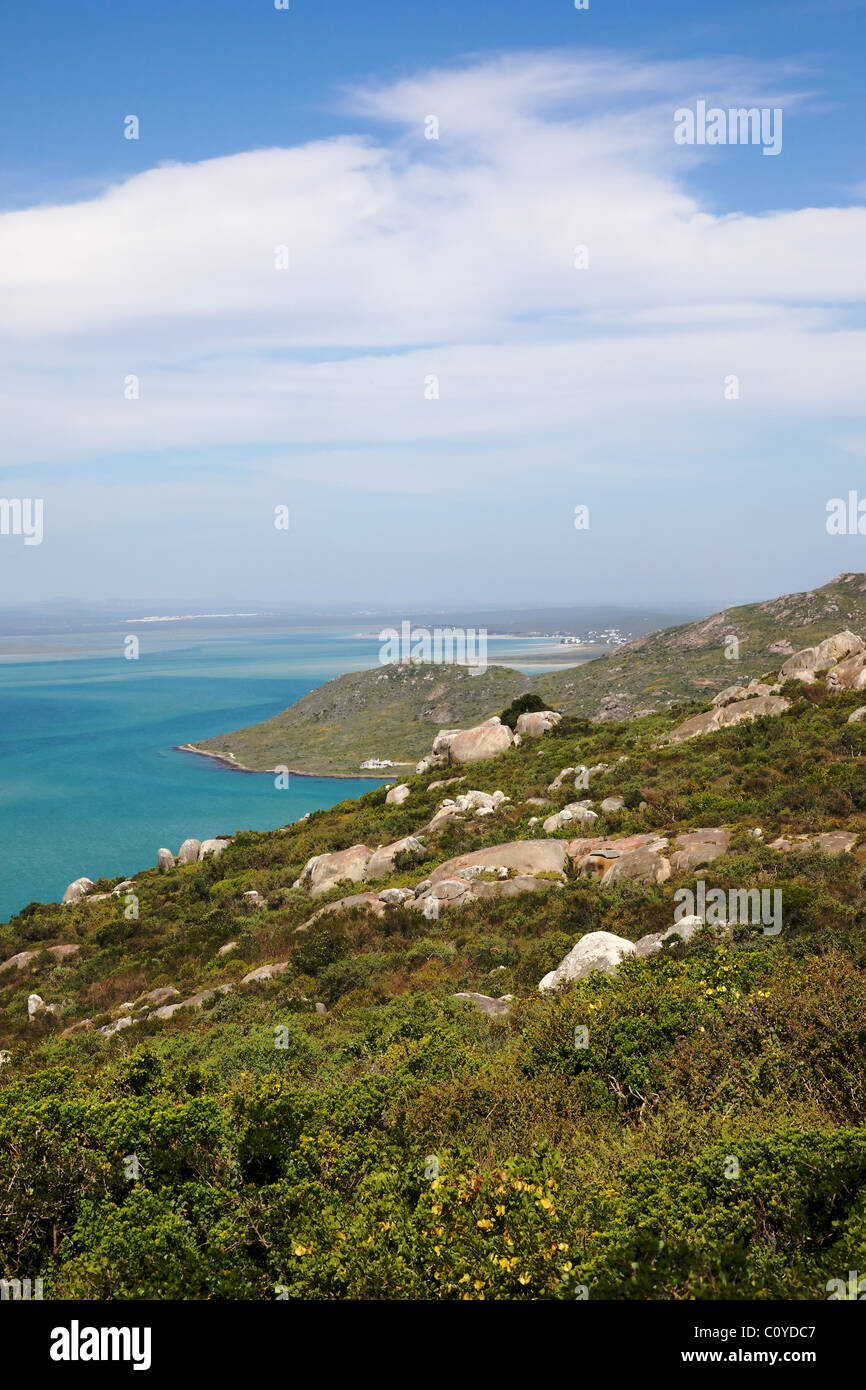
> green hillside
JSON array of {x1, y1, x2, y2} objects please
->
[
  {"x1": 188, "y1": 574, "x2": 866, "y2": 774},
  {"x1": 3, "y1": 618, "x2": 866, "y2": 1300},
  {"x1": 188, "y1": 662, "x2": 533, "y2": 774}
]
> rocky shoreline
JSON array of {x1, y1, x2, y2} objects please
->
[{"x1": 175, "y1": 743, "x2": 389, "y2": 779}]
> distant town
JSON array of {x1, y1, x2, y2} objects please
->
[{"x1": 550, "y1": 629, "x2": 631, "y2": 646}]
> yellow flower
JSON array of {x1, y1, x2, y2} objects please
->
[
  {"x1": 495, "y1": 1205, "x2": 505, "y2": 1216},
  {"x1": 294, "y1": 1246, "x2": 308, "y2": 1257},
  {"x1": 477, "y1": 1218, "x2": 494, "y2": 1230},
  {"x1": 518, "y1": 1273, "x2": 531, "y2": 1285}
]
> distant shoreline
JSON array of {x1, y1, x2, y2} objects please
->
[{"x1": 175, "y1": 743, "x2": 396, "y2": 780}]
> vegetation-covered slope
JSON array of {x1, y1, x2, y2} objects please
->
[
  {"x1": 538, "y1": 570, "x2": 866, "y2": 718},
  {"x1": 188, "y1": 573, "x2": 866, "y2": 774},
  {"x1": 188, "y1": 662, "x2": 532, "y2": 774},
  {"x1": 3, "y1": 662, "x2": 866, "y2": 1300}
]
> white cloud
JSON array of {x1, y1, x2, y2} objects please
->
[{"x1": 0, "y1": 48, "x2": 863, "y2": 483}]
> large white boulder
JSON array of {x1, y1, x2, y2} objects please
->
[
  {"x1": 177, "y1": 839, "x2": 201, "y2": 864},
  {"x1": 385, "y1": 784, "x2": 411, "y2": 805},
  {"x1": 62, "y1": 877, "x2": 94, "y2": 904},
  {"x1": 430, "y1": 839, "x2": 569, "y2": 883},
  {"x1": 294, "y1": 844, "x2": 373, "y2": 897},
  {"x1": 447, "y1": 719, "x2": 514, "y2": 765},
  {"x1": 539, "y1": 931, "x2": 636, "y2": 993},
  {"x1": 543, "y1": 802, "x2": 598, "y2": 833},
  {"x1": 515, "y1": 710, "x2": 561, "y2": 737}
]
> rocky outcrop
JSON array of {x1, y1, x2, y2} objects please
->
[
  {"x1": 366, "y1": 836, "x2": 426, "y2": 880},
  {"x1": 157, "y1": 848, "x2": 175, "y2": 871},
  {"x1": 447, "y1": 718, "x2": 514, "y2": 765},
  {"x1": 137, "y1": 986, "x2": 181, "y2": 1007},
  {"x1": 412, "y1": 874, "x2": 557, "y2": 914},
  {"x1": 295, "y1": 892, "x2": 387, "y2": 933},
  {"x1": 600, "y1": 796, "x2": 625, "y2": 814},
  {"x1": 515, "y1": 710, "x2": 561, "y2": 737},
  {"x1": 199, "y1": 838, "x2": 231, "y2": 860},
  {"x1": 241, "y1": 963, "x2": 288, "y2": 984},
  {"x1": 543, "y1": 802, "x2": 598, "y2": 833},
  {"x1": 453, "y1": 992, "x2": 513, "y2": 1018},
  {"x1": 62, "y1": 877, "x2": 94, "y2": 904},
  {"x1": 177, "y1": 839, "x2": 201, "y2": 865},
  {"x1": 670, "y1": 695, "x2": 790, "y2": 743},
  {"x1": 294, "y1": 844, "x2": 372, "y2": 897},
  {"x1": 385, "y1": 784, "x2": 410, "y2": 805},
  {"x1": 711, "y1": 680, "x2": 779, "y2": 707},
  {"x1": 669, "y1": 828, "x2": 730, "y2": 872},
  {"x1": 567, "y1": 833, "x2": 669, "y2": 877},
  {"x1": 0, "y1": 944, "x2": 80, "y2": 975},
  {"x1": 430, "y1": 839, "x2": 570, "y2": 883},
  {"x1": 600, "y1": 848, "x2": 671, "y2": 886},
  {"x1": 539, "y1": 931, "x2": 636, "y2": 993},
  {"x1": 768, "y1": 830, "x2": 857, "y2": 855},
  {"x1": 780, "y1": 630, "x2": 864, "y2": 683}
]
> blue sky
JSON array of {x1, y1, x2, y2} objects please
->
[{"x1": 1, "y1": 0, "x2": 866, "y2": 610}]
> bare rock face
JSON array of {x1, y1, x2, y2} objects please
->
[
  {"x1": 157, "y1": 848, "x2": 175, "y2": 871},
  {"x1": 241, "y1": 962, "x2": 289, "y2": 984},
  {"x1": 543, "y1": 802, "x2": 598, "y2": 833},
  {"x1": 378, "y1": 887, "x2": 415, "y2": 905},
  {"x1": 385, "y1": 784, "x2": 410, "y2": 805},
  {"x1": 569, "y1": 834, "x2": 668, "y2": 876},
  {"x1": 294, "y1": 844, "x2": 373, "y2": 897},
  {"x1": 600, "y1": 848, "x2": 671, "y2": 886},
  {"x1": 826, "y1": 654, "x2": 866, "y2": 693},
  {"x1": 138, "y1": 986, "x2": 181, "y2": 1007},
  {"x1": 548, "y1": 767, "x2": 576, "y2": 791},
  {"x1": 670, "y1": 695, "x2": 790, "y2": 743},
  {"x1": 711, "y1": 681, "x2": 778, "y2": 707},
  {"x1": 636, "y1": 915, "x2": 706, "y2": 957},
  {"x1": 848, "y1": 706, "x2": 866, "y2": 723},
  {"x1": 199, "y1": 838, "x2": 231, "y2": 860},
  {"x1": 295, "y1": 892, "x2": 388, "y2": 933},
  {"x1": 670, "y1": 828, "x2": 730, "y2": 873},
  {"x1": 366, "y1": 835, "x2": 426, "y2": 880},
  {"x1": 152, "y1": 984, "x2": 233, "y2": 1019},
  {"x1": 469, "y1": 875, "x2": 559, "y2": 902},
  {"x1": 447, "y1": 719, "x2": 514, "y2": 766},
  {"x1": 410, "y1": 878, "x2": 474, "y2": 912},
  {"x1": 453, "y1": 992, "x2": 513, "y2": 1018},
  {"x1": 177, "y1": 839, "x2": 201, "y2": 864},
  {"x1": 600, "y1": 796, "x2": 625, "y2": 814},
  {"x1": 515, "y1": 710, "x2": 562, "y2": 737},
  {"x1": 62, "y1": 877, "x2": 94, "y2": 904},
  {"x1": 539, "y1": 931, "x2": 636, "y2": 993},
  {"x1": 0, "y1": 944, "x2": 80, "y2": 975},
  {"x1": 769, "y1": 830, "x2": 857, "y2": 855},
  {"x1": 430, "y1": 839, "x2": 570, "y2": 883}
]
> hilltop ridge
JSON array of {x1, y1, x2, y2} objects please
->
[{"x1": 187, "y1": 573, "x2": 866, "y2": 774}]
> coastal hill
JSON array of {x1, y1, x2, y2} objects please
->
[
  {"x1": 2, "y1": 593, "x2": 866, "y2": 1299},
  {"x1": 186, "y1": 662, "x2": 534, "y2": 775},
  {"x1": 187, "y1": 572, "x2": 866, "y2": 774}
]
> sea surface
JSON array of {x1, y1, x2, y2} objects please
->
[{"x1": 0, "y1": 621, "x2": 578, "y2": 923}]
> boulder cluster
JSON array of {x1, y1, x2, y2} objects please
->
[{"x1": 669, "y1": 629, "x2": 866, "y2": 743}]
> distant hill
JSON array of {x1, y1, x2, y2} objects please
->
[
  {"x1": 187, "y1": 662, "x2": 533, "y2": 775},
  {"x1": 536, "y1": 571, "x2": 866, "y2": 720},
  {"x1": 186, "y1": 574, "x2": 866, "y2": 774}
]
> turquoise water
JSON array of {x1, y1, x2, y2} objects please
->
[{"x1": 0, "y1": 623, "x2": 558, "y2": 923}]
